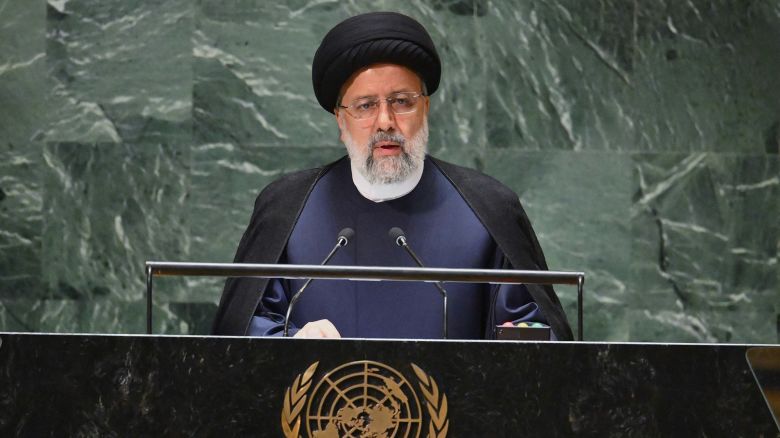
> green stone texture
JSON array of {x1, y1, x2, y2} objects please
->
[{"x1": 0, "y1": 0, "x2": 777, "y2": 340}]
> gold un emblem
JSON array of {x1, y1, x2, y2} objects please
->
[{"x1": 281, "y1": 360, "x2": 448, "y2": 438}]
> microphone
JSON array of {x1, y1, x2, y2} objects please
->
[
  {"x1": 388, "y1": 227, "x2": 448, "y2": 339},
  {"x1": 283, "y1": 227, "x2": 355, "y2": 337}
]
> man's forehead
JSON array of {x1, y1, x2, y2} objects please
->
[{"x1": 340, "y1": 64, "x2": 425, "y2": 99}]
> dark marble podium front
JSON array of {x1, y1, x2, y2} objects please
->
[{"x1": 0, "y1": 333, "x2": 776, "y2": 436}]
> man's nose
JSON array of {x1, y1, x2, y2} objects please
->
[{"x1": 374, "y1": 100, "x2": 397, "y2": 131}]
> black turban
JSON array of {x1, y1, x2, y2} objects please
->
[{"x1": 312, "y1": 12, "x2": 441, "y2": 113}]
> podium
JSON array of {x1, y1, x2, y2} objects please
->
[{"x1": 0, "y1": 333, "x2": 776, "y2": 436}]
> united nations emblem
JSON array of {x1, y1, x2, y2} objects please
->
[{"x1": 281, "y1": 360, "x2": 448, "y2": 438}]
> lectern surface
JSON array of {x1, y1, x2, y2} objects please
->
[{"x1": 0, "y1": 333, "x2": 776, "y2": 436}]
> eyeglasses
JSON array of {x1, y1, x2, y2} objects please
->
[{"x1": 338, "y1": 92, "x2": 426, "y2": 120}]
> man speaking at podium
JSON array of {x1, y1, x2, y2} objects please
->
[{"x1": 212, "y1": 12, "x2": 573, "y2": 341}]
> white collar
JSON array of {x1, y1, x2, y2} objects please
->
[{"x1": 350, "y1": 159, "x2": 424, "y2": 203}]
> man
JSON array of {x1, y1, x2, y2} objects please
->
[{"x1": 212, "y1": 12, "x2": 573, "y2": 340}]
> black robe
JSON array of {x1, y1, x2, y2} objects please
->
[{"x1": 212, "y1": 156, "x2": 574, "y2": 340}]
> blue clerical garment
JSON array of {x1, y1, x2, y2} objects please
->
[{"x1": 248, "y1": 158, "x2": 547, "y2": 339}]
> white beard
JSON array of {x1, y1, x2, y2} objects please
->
[{"x1": 342, "y1": 119, "x2": 428, "y2": 185}]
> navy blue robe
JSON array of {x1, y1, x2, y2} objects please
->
[{"x1": 248, "y1": 158, "x2": 546, "y2": 339}]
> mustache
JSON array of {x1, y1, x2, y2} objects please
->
[{"x1": 369, "y1": 131, "x2": 406, "y2": 150}]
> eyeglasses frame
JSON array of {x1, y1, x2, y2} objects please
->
[{"x1": 337, "y1": 91, "x2": 428, "y2": 120}]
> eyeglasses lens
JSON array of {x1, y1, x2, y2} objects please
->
[{"x1": 347, "y1": 93, "x2": 422, "y2": 119}]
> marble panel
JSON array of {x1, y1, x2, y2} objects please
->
[
  {"x1": 483, "y1": 150, "x2": 632, "y2": 341},
  {"x1": 150, "y1": 300, "x2": 221, "y2": 335},
  {"x1": 480, "y1": 0, "x2": 780, "y2": 152},
  {"x1": 428, "y1": 146, "x2": 483, "y2": 173},
  {"x1": 0, "y1": 298, "x2": 139, "y2": 333},
  {"x1": 1, "y1": 0, "x2": 778, "y2": 340},
  {"x1": 44, "y1": 0, "x2": 192, "y2": 143},
  {"x1": 408, "y1": 1, "x2": 487, "y2": 153},
  {"x1": 40, "y1": 143, "x2": 190, "y2": 307},
  {"x1": 0, "y1": 298, "x2": 208, "y2": 334},
  {"x1": 165, "y1": 302, "x2": 218, "y2": 335},
  {"x1": 0, "y1": 143, "x2": 43, "y2": 300},
  {"x1": 193, "y1": 0, "x2": 339, "y2": 146},
  {"x1": 0, "y1": 301, "x2": 36, "y2": 332},
  {"x1": 0, "y1": 0, "x2": 47, "y2": 145},
  {"x1": 193, "y1": 0, "x2": 486, "y2": 151},
  {"x1": 630, "y1": 153, "x2": 779, "y2": 342}
]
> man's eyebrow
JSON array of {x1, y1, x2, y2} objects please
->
[
  {"x1": 351, "y1": 94, "x2": 379, "y2": 100},
  {"x1": 390, "y1": 88, "x2": 417, "y2": 94},
  {"x1": 349, "y1": 89, "x2": 418, "y2": 101}
]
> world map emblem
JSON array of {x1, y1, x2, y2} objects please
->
[{"x1": 281, "y1": 360, "x2": 448, "y2": 438}]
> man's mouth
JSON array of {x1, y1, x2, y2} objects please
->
[{"x1": 373, "y1": 141, "x2": 403, "y2": 156}]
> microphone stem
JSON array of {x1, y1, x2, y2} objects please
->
[
  {"x1": 283, "y1": 237, "x2": 346, "y2": 337},
  {"x1": 400, "y1": 241, "x2": 448, "y2": 339},
  {"x1": 399, "y1": 242, "x2": 425, "y2": 268}
]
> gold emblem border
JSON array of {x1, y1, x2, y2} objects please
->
[{"x1": 281, "y1": 361, "x2": 448, "y2": 438}]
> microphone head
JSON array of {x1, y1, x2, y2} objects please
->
[
  {"x1": 388, "y1": 227, "x2": 406, "y2": 246},
  {"x1": 338, "y1": 227, "x2": 355, "y2": 245}
]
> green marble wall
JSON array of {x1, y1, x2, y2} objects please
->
[{"x1": 1, "y1": 0, "x2": 778, "y2": 341}]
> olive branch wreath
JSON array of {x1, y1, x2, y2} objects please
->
[
  {"x1": 281, "y1": 361, "x2": 318, "y2": 438},
  {"x1": 411, "y1": 363, "x2": 449, "y2": 438},
  {"x1": 281, "y1": 361, "x2": 448, "y2": 438}
]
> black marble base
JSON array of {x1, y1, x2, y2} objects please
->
[{"x1": 0, "y1": 334, "x2": 776, "y2": 436}]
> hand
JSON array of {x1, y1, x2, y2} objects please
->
[{"x1": 293, "y1": 319, "x2": 341, "y2": 339}]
